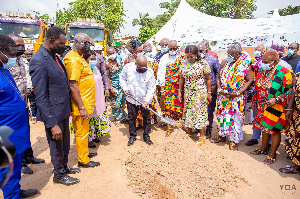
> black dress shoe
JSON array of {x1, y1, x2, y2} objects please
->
[
  {"x1": 128, "y1": 137, "x2": 136, "y2": 146},
  {"x1": 88, "y1": 152, "x2": 98, "y2": 158},
  {"x1": 20, "y1": 189, "x2": 38, "y2": 198},
  {"x1": 28, "y1": 157, "x2": 45, "y2": 164},
  {"x1": 65, "y1": 167, "x2": 81, "y2": 174},
  {"x1": 245, "y1": 139, "x2": 259, "y2": 146},
  {"x1": 88, "y1": 144, "x2": 97, "y2": 148},
  {"x1": 78, "y1": 161, "x2": 100, "y2": 168},
  {"x1": 92, "y1": 139, "x2": 101, "y2": 143},
  {"x1": 21, "y1": 165, "x2": 33, "y2": 174},
  {"x1": 53, "y1": 175, "x2": 80, "y2": 186},
  {"x1": 144, "y1": 137, "x2": 153, "y2": 145},
  {"x1": 205, "y1": 129, "x2": 212, "y2": 139}
]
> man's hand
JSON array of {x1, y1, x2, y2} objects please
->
[
  {"x1": 285, "y1": 110, "x2": 293, "y2": 123},
  {"x1": 110, "y1": 89, "x2": 117, "y2": 96},
  {"x1": 252, "y1": 103, "x2": 257, "y2": 111},
  {"x1": 80, "y1": 108, "x2": 89, "y2": 119},
  {"x1": 105, "y1": 89, "x2": 110, "y2": 98},
  {"x1": 26, "y1": 89, "x2": 31, "y2": 95},
  {"x1": 124, "y1": 90, "x2": 130, "y2": 96},
  {"x1": 207, "y1": 93, "x2": 212, "y2": 102},
  {"x1": 143, "y1": 101, "x2": 149, "y2": 109},
  {"x1": 265, "y1": 98, "x2": 276, "y2": 107},
  {"x1": 211, "y1": 85, "x2": 217, "y2": 95},
  {"x1": 51, "y1": 125, "x2": 62, "y2": 140},
  {"x1": 177, "y1": 92, "x2": 182, "y2": 102}
]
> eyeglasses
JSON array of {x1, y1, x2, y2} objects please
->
[
  {"x1": 287, "y1": 47, "x2": 297, "y2": 50},
  {"x1": 79, "y1": 41, "x2": 91, "y2": 45},
  {"x1": 198, "y1": 50, "x2": 206, "y2": 53}
]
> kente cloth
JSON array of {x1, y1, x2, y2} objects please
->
[
  {"x1": 217, "y1": 52, "x2": 255, "y2": 137},
  {"x1": 63, "y1": 50, "x2": 96, "y2": 115},
  {"x1": 163, "y1": 53, "x2": 186, "y2": 120},
  {"x1": 108, "y1": 55, "x2": 127, "y2": 121},
  {"x1": 286, "y1": 72, "x2": 300, "y2": 166},
  {"x1": 260, "y1": 65, "x2": 294, "y2": 134}
]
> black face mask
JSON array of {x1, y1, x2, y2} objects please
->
[
  {"x1": 56, "y1": 45, "x2": 66, "y2": 55},
  {"x1": 81, "y1": 43, "x2": 90, "y2": 54},
  {"x1": 16, "y1": 46, "x2": 25, "y2": 56},
  {"x1": 136, "y1": 67, "x2": 147, "y2": 74}
]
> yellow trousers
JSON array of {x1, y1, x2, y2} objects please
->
[{"x1": 71, "y1": 114, "x2": 90, "y2": 164}]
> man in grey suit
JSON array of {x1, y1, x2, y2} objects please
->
[{"x1": 29, "y1": 26, "x2": 80, "y2": 186}]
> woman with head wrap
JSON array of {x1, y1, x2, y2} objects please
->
[
  {"x1": 124, "y1": 37, "x2": 143, "y2": 65},
  {"x1": 250, "y1": 51, "x2": 294, "y2": 165}
]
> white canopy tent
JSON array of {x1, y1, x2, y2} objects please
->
[{"x1": 148, "y1": 0, "x2": 300, "y2": 50}]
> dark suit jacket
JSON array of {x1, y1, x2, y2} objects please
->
[{"x1": 29, "y1": 45, "x2": 71, "y2": 128}]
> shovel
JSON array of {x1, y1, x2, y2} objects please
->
[{"x1": 126, "y1": 94, "x2": 178, "y2": 125}]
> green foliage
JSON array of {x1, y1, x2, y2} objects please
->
[
  {"x1": 38, "y1": 14, "x2": 50, "y2": 25},
  {"x1": 132, "y1": 13, "x2": 153, "y2": 29},
  {"x1": 138, "y1": 27, "x2": 155, "y2": 43},
  {"x1": 55, "y1": 0, "x2": 126, "y2": 34},
  {"x1": 268, "y1": 5, "x2": 300, "y2": 16}
]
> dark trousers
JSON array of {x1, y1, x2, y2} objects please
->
[
  {"x1": 127, "y1": 101, "x2": 151, "y2": 139},
  {"x1": 22, "y1": 146, "x2": 34, "y2": 166},
  {"x1": 207, "y1": 93, "x2": 218, "y2": 131},
  {"x1": 45, "y1": 117, "x2": 70, "y2": 178},
  {"x1": 28, "y1": 93, "x2": 37, "y2": 117}
]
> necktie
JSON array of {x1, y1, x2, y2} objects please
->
[{"x1": 55, "y1": 55, "x2": 65, "y2": 74}]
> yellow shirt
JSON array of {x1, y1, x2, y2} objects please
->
[{"x1": 63, "y1": 50, "x2": 95, "y2": 115}]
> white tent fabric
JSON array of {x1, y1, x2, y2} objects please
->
[{"x1": 148, "y1": 0, "x2": 300, "y2": 50}]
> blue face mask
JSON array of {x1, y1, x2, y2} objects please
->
[
  {"x1": 4, "y1": 57, "x2": 17, "y2": 69},
  {"x1": 169, "y1": 51, "x2": 176, "y2": 56},
  {"x1": 161, "y1": 47, "x2": 169, "y2": 53},
  {"x1": 89, "y1": 61, "x2": 97, "y2": 68},
  {"x1": 227, "y1": 56, "x2": 234, "y2": 63},
  {"x1": 188, "y1": 59, "x2": 195, "y2": 64},
  {"x1": 287, "y1": 49, "x2": 295, "y2": 56},
  {"x1": 145, "y1": 53, "x2": 152, "y2": 58},
  {"x1": 137, "y1": 52, "x2": 144, "y2": 57},
  {"x1": 254, "y1": 51, "x2": 261, "y2": 58},
  {"x1": 260, "y1": 61, "x2": 273, "y2": 71},
  {"x1": 70, "y1": 43, "x2": 74, "y2": 48}
]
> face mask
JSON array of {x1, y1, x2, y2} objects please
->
[
  {"x1": 136, "y1": 67, "x2": 147, "y2": 74},
  {"x1": 287, "y1": 49, "x2": 295, "y2": 56},
  {"x1": 90, "y1": 46, "x2": 95, "y2": 51},
  {"x1": 89, "y1": 61, "x2": 97, "y2": 68},
  {"x1": 54, "y1": 43, "x2": 66, "y2": 55},
  {"x1": 260, "y1": 61, "x2": 273, "y2": 71},
  {"x1": 161, "y1": 47, "x2": 169, "y2": 53},
  {"x1": 188, "y1": 59, "x2": 195, "y2": 64},
  {"x1": 4, "y1": 57, "x2": 17, "y2": 69},
  {"x1": 109, "y1": 54, "x2": 116, "y2": 60},
  {"x1": 169, "y1": 51, "x2": 176, "y2": 56},
  {"x1": 137, "y1": 52, "x2": 144, "y2": 57},
  {"x1": 81, "y1": 43, "x2": 90, "y2": 54},
  {"x1": 145, "y1": 53, "x2": 152, "y2": 58},
  {"x1": 200, "y1": 53, "x2": 206, "y2": 59},
  {"x1": 227, "y1": 56, "x2": 234, "y2": 63},
  {"x1": 254, "y1": 51, "x2": 261, "y2": 58},
  {"x1": 70, "y1": 43, "x2": 74, "y2": 48},
  {"x1": 16, "y1": 46, "x2": 25, "y2": 57}
]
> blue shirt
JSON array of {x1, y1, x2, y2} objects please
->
[
  {"x1": 295, "y1": 61, "x2": 300, "y2": 74},
  {"x1": 204, "y1": 54, "x2": 220, "y2": 86},
  {"x1": 0, "y1": 66, "x2": 30, "y2": 155}
]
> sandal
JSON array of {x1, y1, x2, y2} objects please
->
[
  {"x1": 210, "y1": 136, "x2": 226, "y2": 143},
  {"x1": 264, "y1": 154, "x2": 276, "y2": 165},
  {"x1": 229, "y1": 142, "x2": 238, "y2": 150},
  {"x1": 250, "y1": 148, "x2": 268, "y2": 155},
  {"x1": 279, "y1": 165, "x2": 300, "y2": 174},
  {"x1": 114, "y1": 120, "x2": 121, "y2": 126},
  {"x1": 165, "y1": 130, "x2": 171, "y2": 137},
  {"x1": 196, "y1": 137, "x2": 206, "y2": 146}
]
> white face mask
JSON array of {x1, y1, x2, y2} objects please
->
[
  {"x1": 109, "y1": 54, "x2": 116, "y2": 60},
  {"x1": 136, "y1": 52, "x2": 144, "y2": 57},
  {"x1": 200, "y1": 53, "x2": 206, "y2": 59}
]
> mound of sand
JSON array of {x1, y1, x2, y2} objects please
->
[{"x1": 125, "y1": 129, "x2": 250, "y2": 199}]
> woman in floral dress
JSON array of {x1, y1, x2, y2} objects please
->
[
  {"x1": 178, "y1": 45, "x2": 212, "y2": 145},
  {"x1": 251, "y1": 51, "x2": 294, "y2": 164}
]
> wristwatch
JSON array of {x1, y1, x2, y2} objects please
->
[
  {"x1": 79, "y1": 106, "x2": 85, "y2": 110},
  {"x1": 217, "y1": 88, "x2": 222, "y2": 93}
]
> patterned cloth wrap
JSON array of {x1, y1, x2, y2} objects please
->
[
  {"x1": 217, "y1": 52, "x2": 255, "y2": 136},
  {"x1": 163, "y1": 53, "x2": 186, "y2": 120},
  {"x1": 260, "y1": 65, "x2": 294, "y2": 134}
]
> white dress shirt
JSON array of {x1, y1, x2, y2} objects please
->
[
  {"x1": 157, "y1": 53, "x2": 176, "y2": 86},
  {"x1": 119, "y1": 62, "x2": 156, "y2": 105}
]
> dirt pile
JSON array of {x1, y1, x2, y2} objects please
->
[{"x1": 125, "y1": 129, "x2": 250, "y2": 199}]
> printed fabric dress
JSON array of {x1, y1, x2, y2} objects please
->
[
  {"x1": 181, "y1": 60, "x2": 211, "y2": 129},
  {"x1": 108, "y1": 55, "x2": 127, "y2": 121},
  {"x1": 252, "y1": 64, "x2": 293, "y2": 134},
  {"x1": 286, "y1": 72, "x2": 300, "y2": 166},
  {"x1": 217, "y1": 52, "x2": 255, "y2": 143},
  {"x1": 163, "y1": 53, "x2": 186, "y2": 120}
]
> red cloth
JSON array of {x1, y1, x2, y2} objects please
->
[
  {"x1": 207, "y1": 50, "x2": 218, "y2": 60},
  {"x1": 55, "y1": 55, "x2": 65, "y2": 74}
]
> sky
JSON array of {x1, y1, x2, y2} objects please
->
[{"x1": 0, "y1": 0, "x2": 300, "y2": 36}]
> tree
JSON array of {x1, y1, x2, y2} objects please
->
[
  {"x1": 268, "y1": 5, "x2": 300, "y2": 16},
  {"x1": 138, "y1": 27, "x2": 155, "y2": 43},
  {"x1": 29, "y1": 10, "x2": 51, "y2": 25},
  {"x1": 55, "y1": 0, "x2": 126, "y2": 34},
  {"x1": 132, "y1": 13, "x2": 153, "y2": 29}
]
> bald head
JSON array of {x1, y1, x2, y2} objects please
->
[
  {"x1": 90, "y1": 38, "x2": 95, "y2": 46},
  {"x1": 143, "y1": 42, "x2": 151, "y2": 49},
  {"x1": 201, "y1": 40, "x2": 209, "y2": 47},
  {"x1": 136, "y1": 55, "x2": 148, "y2": 68},
  {"x1": 74, "y1": 33, "x2": 89, "y2": 42},
  {"x1": 160, "y1": 38, "x2": 169, "y2": 48},
  {"x1": 106, "y1": 47, "x2": 115, "y2": 55},
  {"x1": 197, "y1": 43, "x2": 206, "y2": 51},
  {"x1": 144, "y1": 46, "x2": 152, "y2": 53}
]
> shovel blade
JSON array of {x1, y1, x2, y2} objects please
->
[{"x1": 160, "y1": 117, "x2": 177, "y2": 124}]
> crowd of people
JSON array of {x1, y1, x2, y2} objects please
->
[{"x1": 0, "y1": 25, "x2": 300, "y2": 198}]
